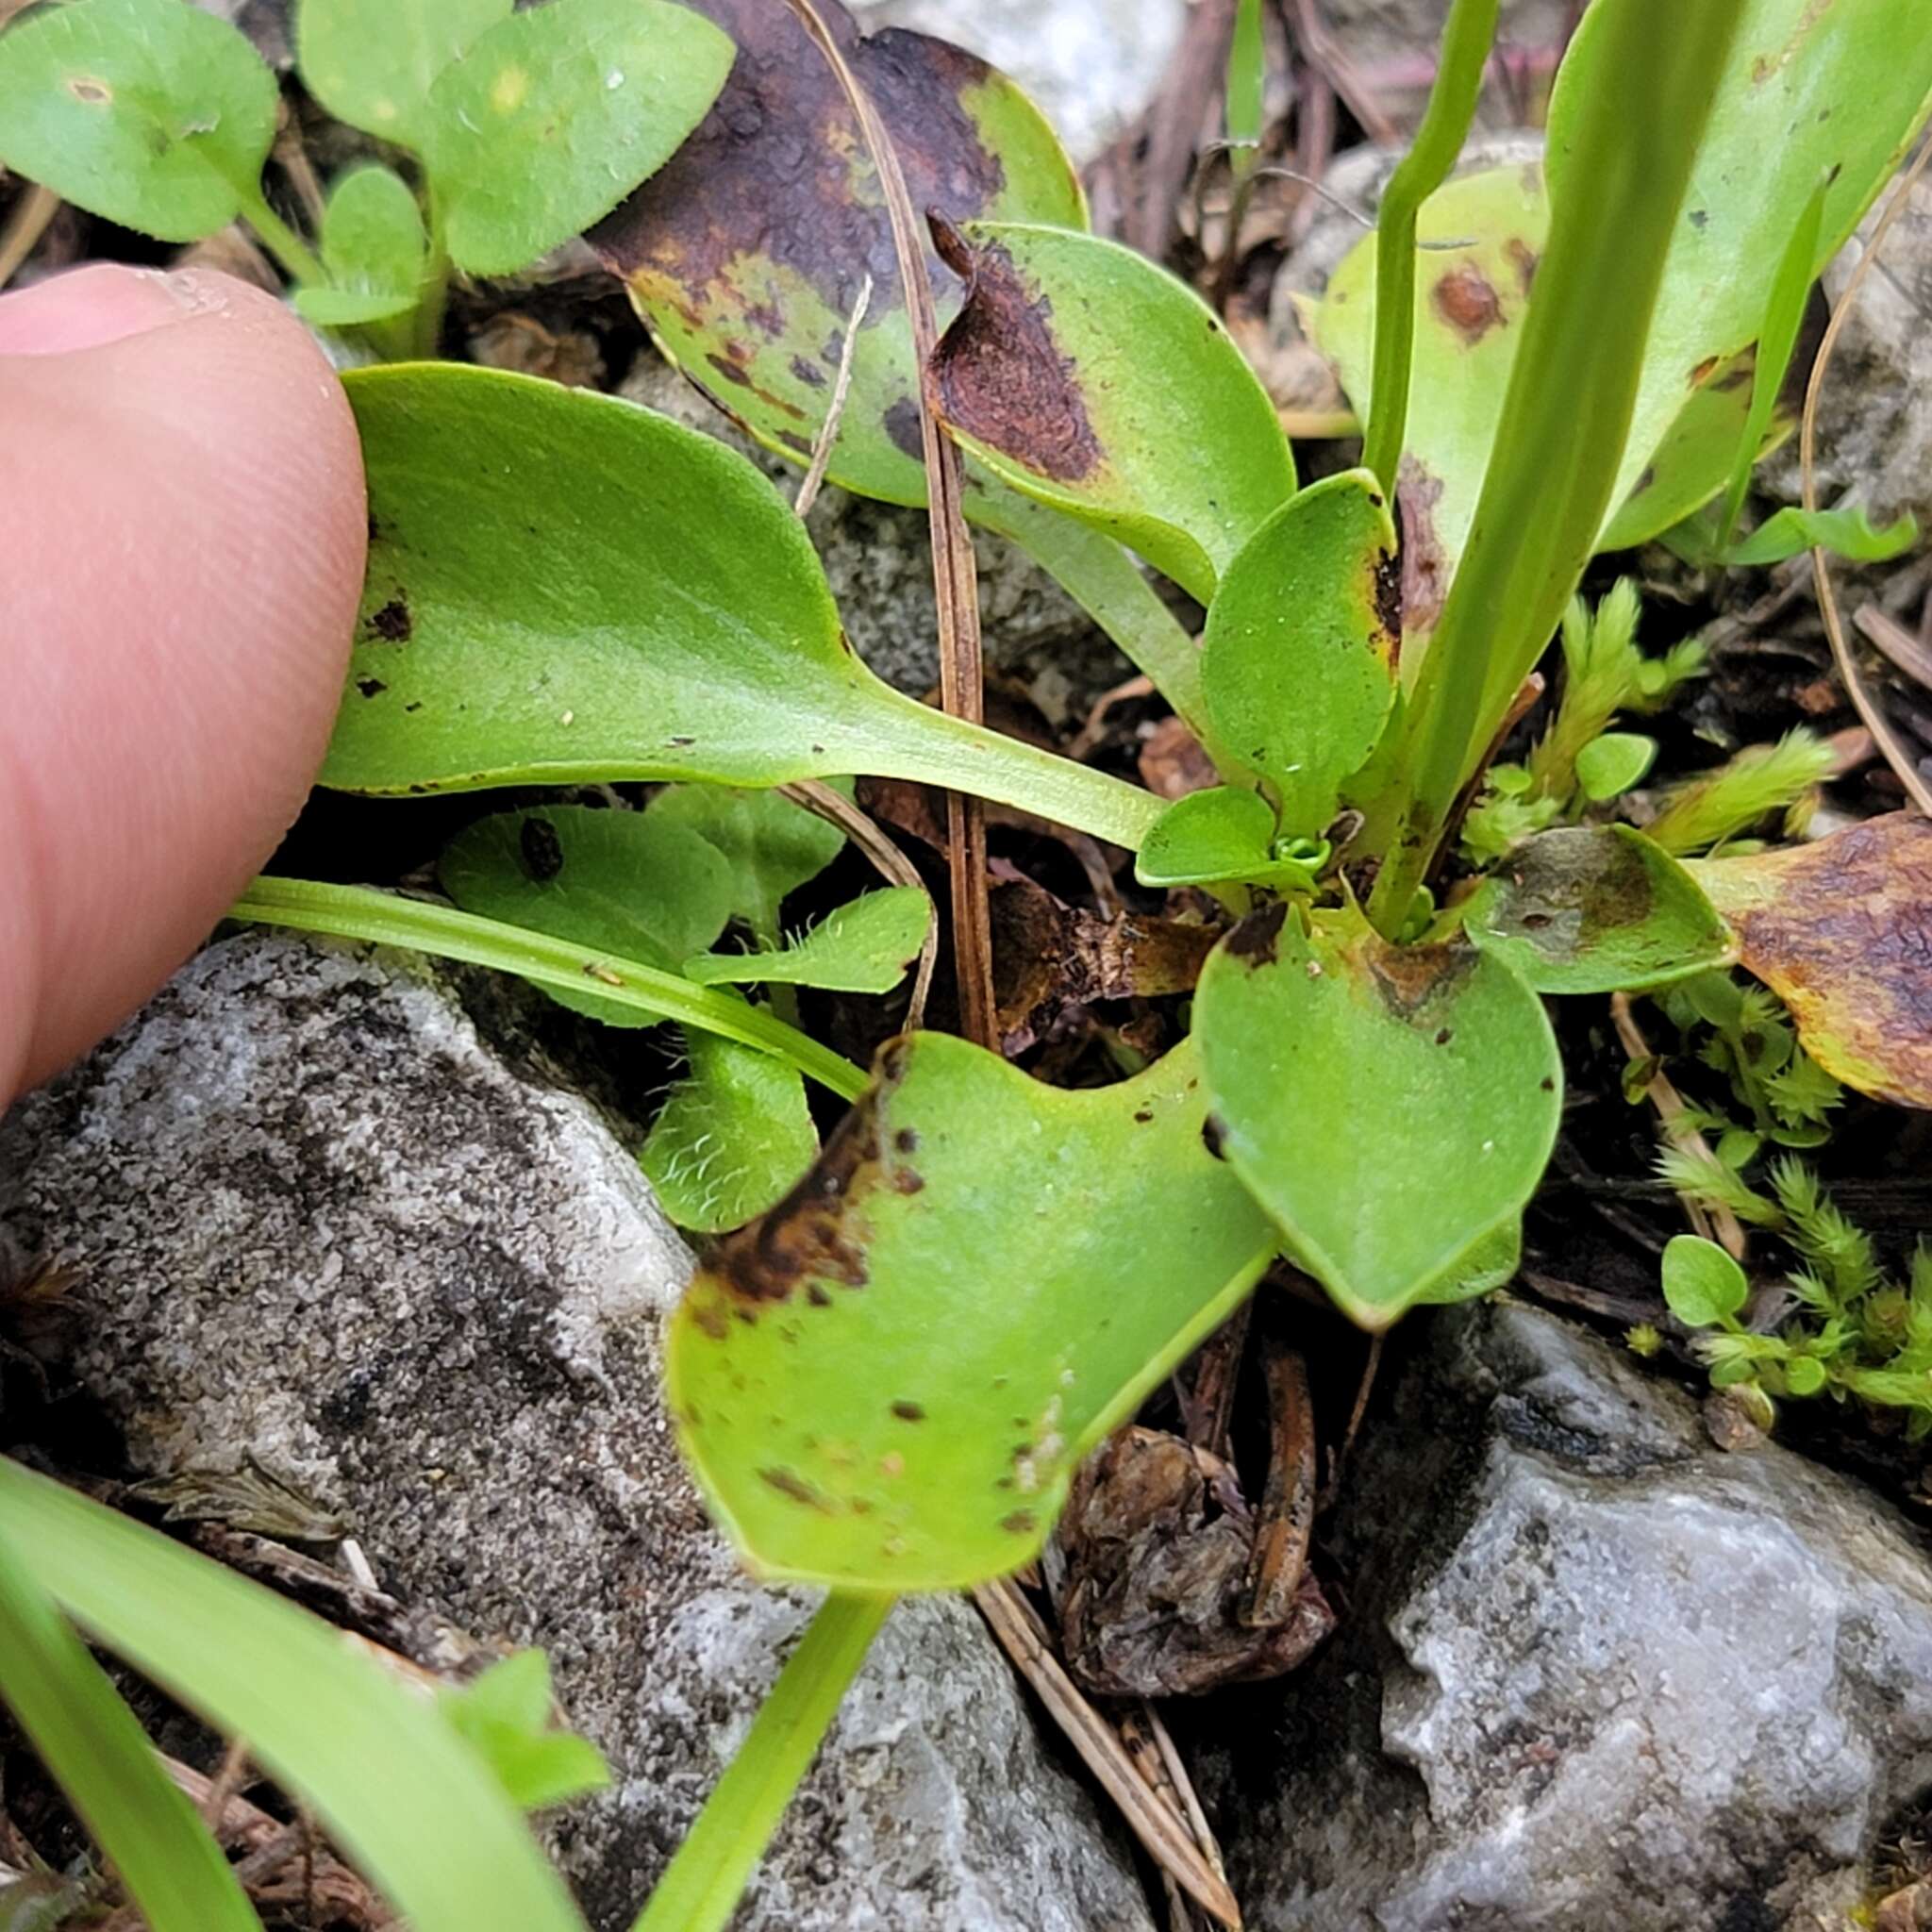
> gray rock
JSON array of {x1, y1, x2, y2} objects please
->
[
  {"x1": 618, "y1": 354, "x2": 1133, "y2": 718},
  {"x1": 849, "y1": 0, "x2": 1188, "y2": 166},
  {"x1": 1191, "y1": 1299, "x2": 1932, "y2": 1932},
  {"x1": 0, "y1": 932, "x2": 1155, "y2": 1932}
]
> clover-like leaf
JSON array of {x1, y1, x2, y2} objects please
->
[
  {"x1": 294, "y1": 165, "x2": 426, "y2": 329},
  {"x1": 929, "y1": 222, "x2": 1296, "y2": 602},
  {"x1": 438, "y1": 804, "x2": 733, "y2": 1024},
  {"x1": 646, "y1": 784, "x2": 846, "y2": 948},
  {"x1": 1661, "y1": 1233, "x2": 1748, "y2": 1330},
  {"x1": 1690, "y1": 811, "x2": 1932, "y2": 1108},
  {"x1": 421, "y1": 0, "x2": 735, "y2": 277},
  {"x1": 1574, "y1": 732, "x2": 1657, "y2": 802},
  {"x1": 0, "y1": 0, "x2": 277, "y2": 243},
  {"x1": 326, "y1": 364, "x2": 1160, "y2": 852},
  {"x1": 438, "y1": 1651, "x2": 609, "y2": 1813},
  {"x1": 1464, "y1": 824, "x2": 1735, "y2": 994},
  {"x1": 641, "y1": 1033, "x2": 818, "y2": 1234},
  {"x1": 296, "y1": 0, "x2": 508, "y2": 153},
  {"x1": 1199, "y1": 471, "x2": 1397, "y2": 830},
  {"x1": 590, "y1": 0, "x2": 1084, "y2": 508},
  {"x1": 1719, "y1": 505, "x2": 1920, "y2": 568},
  {"x1": 685, "y1": 888, "x2": 929, "y2": 993},
  {"x1": 668, "y1": 1035, "x2": 1275, "y2": 1588},
  {"x1": 1196, "y1": 905, "x2": 1561, "y2": 1328}
]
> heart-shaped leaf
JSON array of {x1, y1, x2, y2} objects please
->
[
  {"x1": 589, "y1": 0, "x2": 1084, "y2": 508},
  {"x1": 325, "y1": 364, "x2": 1160, "y2": 851},
  {"x1": 1195, "y1": 905, "x2": 1561, "y2": 1327},
  {"x1": 0, "y1": 0, "x2": 277, "y2": 242},
  {"x1": 1574, "y1": 732, "x2": 1657, "y2": 802},
  {"x1": 1199, "y1": 470, "x2": 1397, "y2": 830},
  {"x1": 1137, "y1": 786, "x2": 1290, "y2": 891},
  {"x1": 1690, "y1": 811, "x2": 1932, "y2": 1108},
  {"x1": 641, "y1": 1033, "x2": 818, "y2": 1234},
  {"x1": 438, "y1": 804, "x2": 734, "y2": 1022},
  {"x1": 645, "y1": 784, "x2": 846, "y2": 948},
  {"x1": 668, "y1": 1035, "x2": 1275, "y2": 1588},
  {"x1": 1464, "y1": 824, "x2": 1735, "y2": 994},
  {"x1": 437, "y1": 1651, "x2": 609, "y2": 1813},
  {"x1": 929, "y1": 222, "x2": 1296, "y2": 602},
  {"x1": 294, "y1": 164, "x2": 426, "y2": 329},
  {"x1": 421, "y1": 0, "x2": 735, "y2": 277},
  {"x1": 685, "y1": 888, "x2": 929, "y2": 992},
  {"x1": 296, "y1": 0, "x2": 508, "y2": 153}
]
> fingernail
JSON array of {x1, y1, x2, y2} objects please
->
[{"x1": 0, "y1": 263, "x2": 235, "y2": 358}]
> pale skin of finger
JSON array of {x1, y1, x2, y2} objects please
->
[{"x1": 0, "y1": 266, "x2": 366, "y2": 1100}]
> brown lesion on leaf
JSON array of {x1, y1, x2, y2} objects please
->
[
  {"x1": 1504, "y1": 237, "x2": 1539, "y2": 297},
  {"x1": 1360, "y1": 934, "x2": 1477, "y2": 1023},
  {"x1": 1430, "y1": 263, "x2": 1506, "y2": 344},
  {"x1": 518, "y1": 815, "x2": 565, "y2": 883},
  {"x1": 1396, "y1": 458, "x2": 1449, "y2": 639},
  {"x1": 758, "y1": 1466, "x2": 835, "y2": 1510},
  {"x1": 1224, "y1": 902, "x2": 1287, "y2": 969},
  {"x1": 365, "y1": 596, "x2": 412, "y2": 643},
  {"x1": 928, "y1": 216, "x2": 1104, "y2": 485}
]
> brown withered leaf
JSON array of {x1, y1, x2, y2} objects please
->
[
  {"x1": 1138, "y1": 713, "x2": 1218, "y2": 801},
  {"x1": 991, "y1": 874, "x2": 1217, "y2": 1055},
  {"x1": 588, "y1": 0, "x2": 1083, "y2": 506},
  {"x1": 1045, "y1": 1425, "x2": 1334, "y2": 1698},
  {"x1": 1692, "y1": 812, "x2": 1932, "y2": 1108}
]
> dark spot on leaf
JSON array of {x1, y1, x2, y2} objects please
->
[
  {"x1": 791, "y1": 355, "x2": 828, "y2": 387},
  {"x1": 1372, "y1": 547, "x2": 1403, "y2": 651},
  {"x1": 1201, "y1": 1115, "x2": 1227, "y2": 1161},
  {"x1": 1225, "y1": 901, "x2": 1287, "y2": 967},
  {"x1": 758, "y1": 1467, "x2": 833, "y2": 1510},
  {"x1": 519, "y1": 817, "x2": 564, "y2": 883},
  {"x1": 403, "y1": 700, "x2": 423, "y2": 713},
  {"x1": 68, "y1": 75, "x2": 111, "y2": 104},
  {"x1": 807, "y1": 1283, "x2": 831, "y2": 1307},
  {"x1": 1133, "y1": 1107, "x2": 1155, "y2": 1124},
  {"x1": 707, "y1": 351, "x2": 756, "y2": 389},
  {"x1": 1435, "y1": 1027, "x2": 1453, "y2": 1046},
  {"x1": 668, "y1": 734, "x2": 696, "y2": 746},
  {"x1": 1541, "y1": 1075, "x2": 1556, "y2": 1091},
  {"x1": 883, "y1": 396, "x2": 925, "y2": 461},
  {"x1": 1522, "y1": 911, "x2": 1552, "y2": 930},
  {"x1": 1431, "y1": 263, "x2": 1505, "y2": 343},
  {"x1": 778, "y1": 430, "x2": 813, "y2": 455},
  {"x1": 355, "y1": 676, "x2": 388, "y2": 699},
  {"x1": 894, "y1": 1127, "x2": 920, "y2": 1154},
  {"x1": 891, "y1": 1167, "x2": 925, "y2": 1194},
  {"x1": 367, "y1": 598, "x2": 411, "y2": 642},
  {"x1": 1689, "y1": 208, "x2": 1709, "y2": 230},
  {"x1": 929, "y1": 218, "x2": 1103, "y2": 484},
  {"x1": 891, "y1": 1401, "x2": 925, "y2": 1422},
  {"x1": 1001, "y1": 1510, "x2": 1038, "y2": 1536},
  {"x1": 1505, "y1": 237, "x2": 1539, "y2": 295}
]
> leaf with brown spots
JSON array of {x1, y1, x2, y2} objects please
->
[
  {"x1": 588, "y1": 0, "x2": 1084, "y2": 510},
  {"x1": 666, "y1": 1034, "x2": 1274, "y2": 1589},
  {"x1": 1195, "y1": 906, "x2": 1561, "y2": 1328},
  {"x1": 1690, "y1": 812, "x2": 1932, "y2": 1108},
  {"x1": 928, "y1": 220, "x2": 1296, "y2": 601}
]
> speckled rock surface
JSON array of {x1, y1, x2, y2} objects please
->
[
  {"x1": 0, "y1": 932, "x2": 1155, "y2": 1932},
  {"x1": 1190, "y1": 1300, "x2": 1932, "y2": 1932}
]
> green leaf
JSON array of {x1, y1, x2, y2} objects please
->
[
  {"x1": 929, "y1": 222, "x2": 1296, "y2": 602},
  {"x1": 295, "y1": 0, "x2": 509, "y2": 152},
  {"x1": 590, "y1": 0, "x2": 1085, "y2": 510},
  {"x1": 0, "y1": 0, "x2": 277, "y2": 242},
  {"x1": 1195, "y1": 906, "x2": 1561, "y2": 1327},
  {"x1": 1135, "y1": 786, "x2": 1277, "y2": 890},
  {"x1": 421, "y1": 0, "x2": 735, "y2": 277},
  {"x1": 667, "y1": 1036, "x2": 1275, "y2": 1588},
  {"x1": 1199, "y1": 471, "x2": 1397, "y2": 829},
  {"x1": 0, "y1": 1525, "x2": 260, "y2": 1932},
  {"x1": 438, "y1": 805, "x2": 734, "y2": 1024},
  {"x1": 1574, "y1": 730, "x2": 1657, "y2": 801},
  {"x1": 1225, "y1": 0, "x2": 1264, "y2": 147},
  {"x1": 646, "y1": 785, "x2": 846, "y2": 949},
  {"x1": 325, "y1": 365, "x2": 1161, "y2": 852},
  {"x1": 294, "y1": 164, "x2": 427, "y2": 328},
  {"x1": 438, "y1": 1652, "x2": 610, "y2": 1814},
  {"x1": 1662, "y1": 1233, "x2": 1748, "y2": 1328},
  {"x1": 1464, "y1": 825, "x2": 1735, "y2": 994},
  {"x1": 0, "y1": 1459, "x2": 591, "y2": 1932},
  {"x1": 1722, "y1": 505, "x2": 1921, "y2": 567},
  {"x1": 641, "y1": 1033, "x2": 818, "y2": 1234},
  {"x1": 685, "y1": 888, "x2": 929, "y2": 993},
  {"x1": 1784, "y1": 1355, "x2": 1827, "y2": 1396}
]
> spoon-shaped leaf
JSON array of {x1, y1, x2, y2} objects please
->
[
  {"x1": 1464, "y1": 824, "x2": 1735, "y2": 994},
  {"x1": 0, "y1": 0, "x2": 276, "y2": 242},
  {"x1": 642, "y1": 1033, "x2": 818, "y2": 1234},
  {"x1": 1199, "y1": 471, "x2": 1398, "y2": 830},
  {"x1": 1195, "y1": 905, "x2": 1560, "y2": 1328},
  {"x1": 421, "y1": 0, "x2": 735, "y2": 276},
  {"x1": 296, "y1": 0, "x2": 508, "y2": 152},
  {"x1": 294, "y1": 165, "x2": 427, "y2": 329},
  {"x1": 325, "y1": 364, "x2": 1161, "y2": 851},
  {"x1": 1690, "y1": 811, "x2": 1932, "y2": 1108},
  {"x1": 668, "y1": 1035, "x2": 1275, "y2": 1588},
  {"x1": 928, "y1": 222, "x2": 1296, "y2": 602},
  {"x1": 685, "y1": 888, "x2": 929, "y2": 992}
]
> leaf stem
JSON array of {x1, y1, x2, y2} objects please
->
[
  {"x1": 1365, "y1": 0, "x2": 1747, "y2": 939},
  {"x1": 412, "y1": 181, "x2": 452, "y2": 360},
  {"x1": 229, "y1": 877, "x2": 868, "y2": 1101},
  {"x1": 231, "y1": 178, "x2": 325, "y2": 288},
  {"x1": 629, "y1": 1591, "x2": 892, "y2": 1932},
  {"x1": 1359, "y1": 0, "x2": 1500, "y2": 497}
]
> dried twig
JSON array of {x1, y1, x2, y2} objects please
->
[
  {"x1": 972, "y1": 1578, "x2": 1243, "y2": 1928},
  {"x1": 1802, "y1": 138, "x2": 1932, "y2": 818},
  {"x1": 1609, "y1": 991, "x2": 1748, "y2": 1260},
  {"x1": 779, "y1": 776, "x2": 938, "y2": 1027},
  {"x1": 1286, "y1": 0, "x2": 1401, "y2": 146},
  {"x1": 781, "y1": 0, "x2": 995, "y2": 1048},
  {"x1": 1856, "y1": 603, "x2": 1932, "y2": 696},
  {"x1": 793, "y1": 272, "x2": 873, "y2": 521},
  {"x1": 1241, "y1": 1338, "x2": 1315, "y2": 1628},
  {"x1": 0, "y1": 182, "x2": 58, "y2": 292}
]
